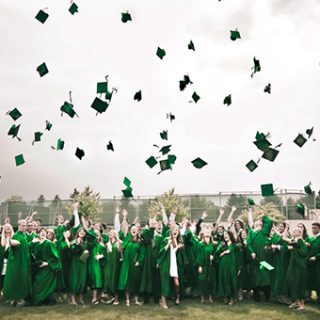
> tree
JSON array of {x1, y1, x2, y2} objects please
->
[
  {"x1": 6, "y1": 195, "x2": 26, "y2": 204},
  {"x1": 225, "y1": 194, "x2": 248, "y2": 218},
  {"x1": 37, "y1": 194, "x2": 46, "y2": 206},
  {"x1": 184, "y1": 195, "x2": 219, "y2": 221},
  {"x1": 69, "y1": 188, "x2": 80, "y2": 200},
  {"x1": 67, "y1": 186, "x2": 102, "y2": 221},
  {"x1": 238, "y1": 202, "x2": 285, "y2": 225},
  {"x1": 148, "y1": 188, "x2": 188, "y2": 222},
  {"x1": 51, "y1": 194, "x2": 61, "y2": 208}
]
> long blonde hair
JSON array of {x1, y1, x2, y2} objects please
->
[{"x1": 1, "y1": 224, "x2": 14, "y2": 247}]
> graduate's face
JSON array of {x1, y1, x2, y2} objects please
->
[
  {"x1": 18, "y1": 220, "x2": 27, "y2": 232},
  {"x1": 311, "y1": 225, "x2": 320, "y2": 235},
  {"x1": 254, "y1": 220, "x2": 262, "y2": 230},
  {"x1": 156, "y1": 222, "x2": 163, "y2": 233},
  {"x1": 78, "y1": 229, "x2": 86, "y2": 238},
  {"x1": 217, "y1": 226, "x2": 224, "y2": 235},
  {"x1": 94, "y1": 228, "x2": 101, "y2": 237},
  {"x1": 203, "y1": 230, "x2": 211, "y2": 238},
  {"x1": 3, "y1": 224, "x2": 13, "y2": 235},
  {"x1": 109, "y1": 230, "x2": 115, "y2": 239},
  {"x1": 241, "y1": 230, "x2": 247, "y2": 240},
  {"x1": 235, "y1": 221, "x2": 241, "y2": 230},
  {"x1": 171, "y1": 226, "x2": 179, "y2": 238},
  {"x1": 47, "y1": 230, "x2": 55, "y2": 241},
  {"x1": 277, "y1": 224, "x2": 285, "y2": 233},
  {"x1": 131, "y1": 226, "x2": 138, "y2": 237},
  {"x1": 223, "y1": 231, "x2": 230, "y2": 242},
  {"x1": 293, "y1": 227, "x2": 302, "y2": 238},
  {"x1": 39, "y1": 229, "x2": 47, "y2": 239}
]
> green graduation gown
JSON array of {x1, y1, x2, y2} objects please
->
[
  {"x1": 30, "y1": 239, "x2": 62, "y2": 305},
  {"x1": 3, "y1": 231, "x2": 32, "y2": 301},
  {"x1": 235, "y1": 241, "x2": 251, "y2": 291},
  {"x1": 307, "y1": 234, "x2": 320, "y2": 292}
]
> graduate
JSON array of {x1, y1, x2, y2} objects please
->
[
  {"x1": 3, "y1": 219, "x2": 32, "y2": 306},
  {"x1": 157, "y1": 225, "x2": 186, "y2": 309},
  {"x1": 29, "y1": 228, "x2": 62, "y2": 305}
]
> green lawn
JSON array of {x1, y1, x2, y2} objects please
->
[{"x1": 0, "y1": 300, "x2": 319, "y2": 320}]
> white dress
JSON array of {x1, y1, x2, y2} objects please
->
[{"x1": 169, "y1": 244, "x2": 178, "y2": 277}]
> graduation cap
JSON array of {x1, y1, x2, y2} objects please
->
[
  {"x1": 36, "y1": 62, "x2": 49, "y2": 77},
  {"x1": 293, "y1": 134, "x2": 307, "y2": 148},
  {"x1": 32, "y1": 132, "x2": 43, "y2": 145},
  {"x1": 97, "y1": 82, "x2": 108, "y2": 94},
  {"x1": 160, "y1": 130, "x2": 168, "y2": 140},
  {"x1": 262, "y1": 147, "x2": 279, "y2": 162},
  {"x1": 166, "y1": 113, "x2": 175, "y2": 122},
  {"x1": 304, "y1": 182, "x2": 313, "y2": 195},
  {"x1": 156, "y1": 47, "x2": 166, "y2": 60},
  {"x1": 69, "y1": 2, "x2": 78, "y2": 15},
  {"x1": 246, "y1": 160, "x2": 258, "y2": 172},
  {"x1": 8, "y1": 124, "x2": 21, "y2": 141},
  {"x1": 223, "y1": 94, "x2": 232, "y2": 106},
  {"x1": 15, "y1": 154, "x2": 25, "y2": 167},
  {"x1": 191, "y1": 91, "x2": 200, "y2": 103},
  {"x1": 123, "y1": 176, "x2": 131, "y2": 188},
  {"x1": 254, "y1": 132, "x2": 272, "y2": 152},
  {"x1": 145, "y1": 156, "x2": 158, "y2": 168},
  {"x1": 121, "y1": 11, "x2": 132, "y2": 23},
  {"x1": 261, "y1": 183, "x2": 274, "y2": 197},
  {"x1": 122, "y1": 177, "x2": 133, "y2": 198},
  {"x1": 296, "y1": 202, "x2": 305, "y2": 216},
  {"x1": 168, "y1": 154, "x2": 177, "y2": 165},
  {"x1": 134, "y1": 90, "x2": 142, "y2": 102},
  {"x1": 230, "y1": 29, "x2": 241, "y2": 41},
  {"x1": 247, "y1": 198, "x2": 255, "y2": 206},
  {"x1": 7, "y1": 108, "x2": 22, "y2": 121},
  {"x1": 60, "y1": 101, "x2": 78, "y2": 118},
  {"x1": 91, "y1": 97, "x2": 109, "y2": 114},
  {"x1": 160, "y1": 145, "x2": 171, "y2": 155},
  {"x1": 75, "y1": 147, "x2": 85, "y2": 160},
  {"x1": 159, "y1": 159, "x2": 171, "y2": 172},
  {"x1": 35, "y1": 9, "x2": 49, "y2": 24},
  {"x1": 251, "y1": 57, "x2": 261, "y2": 78},
  {"x1": 306, "y1": 127, "x2": 314, "y2": 139},
  {"x1": 259, "y1": 260, "x2": 274, "y2": 271},
  {"x1": 188, "y1": 40, "x2": 195, "y2": 51},
  {"x1": 106, "y1": 141, "x2": 114, "y2": 151},
  {"x1": 179, "y1": 75, "x2": 193, "y2": 91},
  {"x1": 56, "y1": 138, "x2": 64, "y2": 151},
  {"x1": 264, "y1": 83, "x2": 271, "y2": 94},
  {"x1": 45, "y1": 120, "x2": 52, "y2": 131},
  {"x1": 191, "y1": 157, "x2": 207, "y2": 169}
]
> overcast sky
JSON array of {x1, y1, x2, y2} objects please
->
[{"x1": 0, "y1": 0, "x2": 320, "y2": 201}]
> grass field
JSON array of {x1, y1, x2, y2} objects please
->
[{"x1": 0, "y1": 299, "x2": 319, "y2": 320}]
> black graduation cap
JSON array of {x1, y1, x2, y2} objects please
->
[
  {"x1": 160, "y1": 145, "x2": 171, "y2": 155},
  {"x1": 160, "y1": 130, "x2": 168, "y2": 140},
  {"x1": 230, "y1": 29, "x2": 241, "y2": 41},
  {"x1": 251, "y1": 57, "x2": 261, "y2": 78},
  {"x1": 121, "y1": 11, "x2": 132, "y2": 23},
  {"x1": 246, "y1": 160, "x2": 258, "y2": 172},
  {"x1": 36, "y1": 62, "x2": 49, "y2": 77},
  {"x1": 60, "y1": 101, "x2": 78, "y2": 118},
  {"x1": 156, "y1": 47, "x2": 166, "y2": 60},
  {"x1": 264, "y1": 83, "x2": 271, "y2": 94},
  {"x1": 293, "y1": 134, "x2": 307, "y2": 148},
  {"x1": 146, "y1": 156, "x2": 158, "y2": 168},
  {"x1": 8, "y1": 124, "x2": 21, "y2": 141},
  {"x1": 179, "y1": 74, "x2": 193, "y2": 91},
  {"x1": 254, "y1": 132, "x2": 272, "y2": 152},
  {"x1": 223, "y1": 94, "x2": 232, "y2": 106},
  {"x1": 35, "y1": 9, "x2": 49, "y2": 24},
  {"x1": 69, "y1": 2, "x2": 78, "y2": 15},
  {"x1": 91, "y1": 97, "x2": 109, "y2": 114},
  {"x1": 192, "y1": 157, "x2": 208, "y2": 169},
  {"x1": 75, "y1": 147, "x2": 85, "y2": 160},
  {"x1": 32, "y1": 132, "x2": 43, "y2": 145},
  {"x1": 134, "y1": 90, "x2": 142, "y2": 102},
  {"x1": 262, "y1": 148, "x2": 279, "y2": 162},
  {"x1": 45, "y1": 120, "x2": 53, "y2": 131},
  {"x1": 7, "y1": 108, "x2": 22, "y2": 121},
  {"x1": 191, "y1": 91, "x2": 200, "y2": 103},
  {"x1": 306, "y1": 127, "x2": 314, "y2": 139},
  {"x1": 166, "y1": 113, "x2": 175, "y2": 122},
  {"x1": 159, "y1": 159, "x2": 171, "y2": 172},
  {"x1": 106, "y1": 141, "x2": 114, "y2": 151},
  {"x1": 188, "y1": 40, "x2": 195, "y2": 51}
]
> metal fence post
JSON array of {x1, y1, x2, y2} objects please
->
[{"x1": 189, "y1": 195, "x2": 192, "y2": 221}]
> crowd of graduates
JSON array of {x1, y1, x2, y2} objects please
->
[{"x1": 0, "y1": 203, "x2": 320, "y2": 311}]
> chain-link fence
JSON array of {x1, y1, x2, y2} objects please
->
[{"x1": 0, "y1": 189, "x2": 317, "y2": 227}]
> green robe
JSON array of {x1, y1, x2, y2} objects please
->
[
  {"x1": 3, "y1": 231, "x2": 32, "y2": 301},
  {"x1": 30, "y1": 239, "x2": 62, "y2": 305},
  {"x1": 307, "y1": 234, "x2": 320, "y2": 292},
  {"x1": 247, "y1": 216, "x2": 273, "y2": 287},
  {"x1": 235, "y1": 241, "x2": 251, "y2": 290},
  {"x1": 284, "y1": 238, "x2": 308, "y2": 300},
  {"x1": 215, "y1": 243, "x2": 238, "y2": 299},
  {"x1": 183, "y1": 230, "x2": 198, "y2": 290},
  {"x1": 157, "y1": 237, "x2": 187, "y2": 297},
  {"x1": 118, "y1": 235, "x2": 145, "y2": 294}
]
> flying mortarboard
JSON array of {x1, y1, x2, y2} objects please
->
[
  {"x1": 106, "y1": 141, "x2": 114, "y2": 151},
  {"x1": 254, "y1": 132, "x2": 272, "y2": 152},
  {"x1": 160, "y1": 130, "x2": 168, "y2": 140},
  {"x1": 191, "y1": 157, "x2": 207, "y2": 169},
  {"x1": 97, "y1": 82, "x2": 108, "y2": 94},
  {"x1": 91, "y1": 97, "x2": 109, "y2": 114},
  {"x1": 179, "y1": 74, "x2": 193, "y2": 91},
  {"x1": 251, "y1": 57, "x2": 261, "y2": 78},
  {"x1": 188, "y1": 40, "x2": 195, "y2": 51},
  {"x1": 123, "y1": 177, "x2": 131, "y2": 188},
  {"x1": 296, "y1": 202, "x2": 305, "y2": 216},
  {"x1": 293, "y1": 134, "x2": 307, "y2": 148},
  {"x1": 35, "y1": 9, "x2": 49, "y2": 24},
  {"x1": 156, "y1": 47, "x2": 166, "y2": 60},
  {"x1": 8, "y1": 124, "x2": 21, "y2": 141},
  {"x1": 45, "y1": 120, "x2": 52, "y2": 131},
  {"x1": 264, "y1": 83, "x2": 271, "y2": 94},
  {"x1": 247, "y1": 198, "x2": 255, "y2": 206},
  {"x1": 166, "y1": 113, "x2": 175, "y2": 122},
  {"x1": 57, "y1": 139, "x2": 64, "y2": 151},
  {"x1": 60, "y1": 101, "x2": 78, "y2": 118},
  {"x1": 159, "y1": 159, "x2": 171, "y2": 172},
  {"x1": 168, "y1": 154, "x2": 177, "y2": 165},
  {"x1": 230, "y1": 29, "x2": 241, "y2": 41},
  {"x1": 69, "y1": 2, "x2": 78, "y2": 15},
  {"x1": 191, "y1": 91, "x2": 200, "y2": 103},
  {"x1": 75, "y1": 147, "x2": 85, "y2": 160},
  {"x1": 304, "y1": 182, "x2": 313, "y2": 195},
  {"x1": 246, "y1": 160, "x2": 258, "y2": 172},
  {"x1": 36, "y1": 62, "x2": 49, "y2": 77},
  {"x1": 15, "y1": 154, "x2": 25, "y2": 167},
  {"x1": 261, "y1": 183, "x2": 274, "y2": 197},
  {"x1": 7, "y1": 108, "x2": 22, "y2": 121},
  {"x1": 134, "y1": 90, "x2": 142, "y2": 102},
  {"x1": 223, "y1": 94, "x2": 232, "y2": 106},
  {"x1": 160, "y1": 145, "x2": 171, "y2": 155},
  {"x1": 32, "y1": 132, "x2": 43, "y2": 145},
  {"x1": 122, "y1": 177, "x2": 133, "y2": 198},
  {"x1": 306, "y1": 127, "x2": 314, "y2": 139},
  {"x1": 261, "y1": 147, "x2": 279, "y2": 162},
  {"x1": 259, "y1": 260, "x2": 274, "y2": 271},
  {"x1": 121, "y1": 11, "x2": 132, "y2": 23},
  {"x1": 145, "y1": 156, "x2": 158, "y2": 168}
]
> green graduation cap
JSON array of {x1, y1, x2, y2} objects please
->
[
  {"x1": 254, "y1": 137, "x2": 272, "y2": 152},
  {"x1": 168, "y1": 154, "x2": 177, "y2": 165},
  {"x1": 97, "y1": 82, "x2": 108, "y2": 94},
  {"x1": 36, "y1": 62, "x2": 49, "y2": 77},
  {"x1": 188, "y1": 40, "x2": 195, "y2": 51},
  {"x1": 296, "y1": 202, "x2": 305, "y2": 216},
  {"x1": 304, "y1": 183, "x2": 313, "y2": 195},
  {"x1": 306, "y1": 127, "x2": 314, "y2": 139},
  {"x1": 123, "y1": 176, "x2": 131, "y2": 188},
  {"x1": 45, "y1": 120, "x2": 52, "y2": 131},
  {"x1": 134, "y1": 90, "x2": 142, "y2": 102},
  {"x1": 91, "y1": 97, "x2": 109, "y2": 114},
  {"x1": 33, "y1": 132, "x2": 43, "y2": 145},
  {"x1": 246, "y1": 160, "x2": 258, "y2": 172},
  {"x1": 230, "y1": 29, "x2": 241, "y2": 41},
  {"x1": 145, "y1": 156, "x2": 158, "y2": 168},
  {"x1": 69, "y1": 2, "x2": 78, "y2": 15},
  {"x1": 160, "y1": 145, "x2": 171, "y2": 155},
  {"x1": 191, "y1": 157, "x2": 207, "y2": 169},
  {"x1": 262, "y1": 147, "x2": 279, "y2": 162},
  {"x1": 106, "y1": 141, "x2": 114, "y2": 151},
  {"x1": 251, "y1": 57, "x2": 261, "y2": 78},
  {"x1": 7, "y1": 108, "x2": 22, "y2": 121},
  {"x1": 35, "y1": 10, "x2": 49, "y2": 24},
  {"x1": 8, "y1": 124, "x2": 21, "y2": 141},
  {"x1": 160, "y1": 130, "x2": 168, "y2": 140},
  {"x1": 179, "y1": 74, "x2": 193, "y2": 91},
  {"x1": 167, "y1": 113, "x2": 175, "y2": 122},
  {"x1": 156, "y1": 47, "x2": 166, "y2": 60},
  {"x1": 159, "y1": 159, "x2": 171, "y2": 172},
  {"x1": 60, "y1": 101, "x2": 78, "y2": 118},
  {"x1": 75, "y1": 147, "x2": 85, "y2": 160},
  {"x1": 122, "y1": 187, "x2": 133, "y2": 198},
  {"x1": 223, "y1": 94, "x2": 232, "y2": 106},
  {"x1": 293, "y1": 134, "x2": 307, "y2": 148},
  {"x1": 191, "y1": 91, "x2": 200, "y2": 103},
  {"x1": 121, "y1": 11, "x2": 132, "y2": 23},
  {"x1": 57, "y1": 138, "x2": 64, "y2": 151},
  {"x1": 264, "y1": 83, "x2": 271, "y2": 94},
  {"x1": 261, "y1": 183, "x2": 274, "y2": 197},
  {"x1": 259, "y1": 260, "x2": 274, "y2": 271},
  {"x1": 247, "y1": 198, "x2": 255, "y2": 206},
  {"x1": 15, "y1": 154, "x2": 25, "y2": 167}
]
